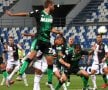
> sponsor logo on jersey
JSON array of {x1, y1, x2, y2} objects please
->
[{"x1": 40, "y1": 17, "x2": 53, "y2": 23}]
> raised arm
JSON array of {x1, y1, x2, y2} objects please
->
[
  {"x1": 6, "y1": 10, "x2": 29, "y2": 17},
  {"x1": 22, "y1": 33, "x2": 36, "y2": 37},
  {"x1": 51, "y1": 27, "x2": 63, "y2": 35}
]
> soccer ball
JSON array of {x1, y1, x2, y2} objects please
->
[{"x1": 98, "y1": 26, "x2": 107, "y2": 34}]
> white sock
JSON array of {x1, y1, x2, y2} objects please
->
[
  {"x1": 0, "y1": 77, "x2": 5, "y2": 85},
  {"x1": 106, "y1": 74, "x2": 108, "y2": 80},
  {"x1": 91, "y1": 75, "x2": 97, "y2": 88},
  {"x1": 33, "y1": 74, "x2": 43, "y2": 90},
  {"x1": 8, "y1": 65, "x2": 20, "y2": 80},
  {"x1": 62, "y1": 83, "x2": 67, "y2": 90},
  {"x1": 22, "y1": 73, "x2": 28, "y2": 86}
]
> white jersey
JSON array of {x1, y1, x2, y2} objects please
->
[
  {"x1": 93, "y1": 43, "x2": 108, "y2": 63},
  {"x1": 7, "y1": 44, "x2": 22, "y2": 61}
]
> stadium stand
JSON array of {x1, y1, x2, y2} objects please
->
[
  {"x1": 0, "y1": 25, "x2": 108, "y2": 54},
  {"x1": 0, "y1": 0, "x2": 19, "y2": 16}
]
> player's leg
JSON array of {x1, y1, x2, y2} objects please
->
[
  {"x1": 46, "y1": 56, "x2": 54, "y2": 84},
  {"x1": 18, "y1": 39, "x2": 37, "y2": 77},
  {"x1": 22, "y1": 73, "x2": 28, "y2": 86},
  {"x1": 66, "y1": 73, "x2": 70, "y2": 86},
  {"x1": 8, "y1": 61, "x2": 20, "y2": 80},
  {"x1": 54, "y1": 66, "x2": 67, "y2": 90},
  {"x1": 101, "y1": 62, "x2": 108, "y2": 88},
  {"x1": 55, "y1": 73, "x2": 67, "y2": 90},
  {"x1": 33, "y1": 56, "x2": 48, "y2": 90},
  {"x1": 79, "y1": 69, "x2": 89, "y2": 90},
  {"x1": 90, "y1": 62, "x2": 98, "y2": 89}
]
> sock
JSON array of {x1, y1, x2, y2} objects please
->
[
  {"x1": 67, "y1": 75, "x2": 70, "y2": 82},
  {"x1": 22, "y1": 73, "x2": 28, "y2": 86},
  {"x1": 62, "y1": 83, "x2": 67, "y2": 90},
  {"x1": 0, "y1": 77, "x2": 5, "y2": 85},
  {"x1": 102, "y1": 74, "x2": 107, "y2": 84},
  {"x1": 19, "y1": 58, "x2": 31, "y2": 75},
  {"x1": 55, "y1": 80, "x2": 63, "y2": 90},
  {"x1": 2, "y1": 70, "x2": 9, "y2": 79},
  {"x1": 81, "y1": 76, "x2": 89, "y2": 88},
  {"x1": 33, "y1": 74, "x2": 42, "y2": 90},
  {"x1": 106, "y1": 74, "x2": 108, "y2": 81},
  {"x1": 91, "y1": 75, "x2": 97, "y2": 88},
  {"x1": 8, "y1": 65, "x2": 20, "y2": 80},
  {"x1": 47, "y1": 65, "x2": 53, "y2": 84}
]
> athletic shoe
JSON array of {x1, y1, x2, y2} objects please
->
[
  {"x1": 46, "y1": 82, "x2": 54, "y2": 90},
  {"x1": 66, "y1": 81, "x2": 70, "y2": 87},
  {"x1": 92, "y1": 87, "x2": 97, "y2": 90},
  {"x1": 16, "y1": 75, "x2": 23, "y2": 81},
  {"x1": 101, "y1": 84, "x2": 108, "y2": 88},
  {"x1": 5, "y1": 79, "x2": 14, "y2": 87}
]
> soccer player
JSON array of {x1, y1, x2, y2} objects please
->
[
  {"x1": 0, "y1": 37, "x2": 14, "y2": 87},
  {"x1": 2, "y1": 36, "x2": 25, "y2": 85},
  {"x1": 65, "y1": 37, "x2": 74, "y2": 87},
  {"x1": 90, "y1": 34, "x2": 108, "y2": 89},
  {"x1": 6, "y1": 0, "x2": 62, "y2": 89},
  {"x1": 55, "y1": 44, "x2": 95, "y2": 90},
  {"x1": 53, "y1": 35, "x2": 67, "y2": 90}
]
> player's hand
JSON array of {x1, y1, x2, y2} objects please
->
[
  {"x1": 21, "y1": 33, "x2": 25, "y2": 36},
  {"x1": 6, "y1": 10, "x2": 13, "y2": 16},
  {"x1": 91, "y1": 44, "x2": 97, "y2": 51},
  {"x1": 65, "y1": 63, "x2": 70, "y2": 68}
]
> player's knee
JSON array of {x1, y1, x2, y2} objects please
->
[
  {"x1": 0, "y1": 64, "x2": 6, "y2": 70},
  {"x1": 28, "y1": 51, "x2": 36, "y2": 60},
  {"x1": 35, "y1": 68, "x2": 42, "y2": 75}
]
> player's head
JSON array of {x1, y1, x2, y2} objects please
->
[
  {"x1": 96, "y1": 34, "x2": 102, "y2": 44},
  {"x1": 8, "y1": 36, "x2": 14, "y2": 46},
  {"x1": 68, "y1": 37, "x2": 74, "y2": 45},
  {"x1": 44, "y1": 0, "x2": 54, "y2": 11},
  {"x1": 74, "y1": 44, "x2": 81, "y2": 54},
  {"x1": 54, "y1": 35, "x2": 65, "y2": 45}
]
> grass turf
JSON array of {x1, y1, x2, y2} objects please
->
[{"x1": 0, "y1": 74, "x2": 108, "y2": 90}]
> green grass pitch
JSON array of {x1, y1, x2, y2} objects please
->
[{"x1": 0, "y1": 74, "x2": 108, "y2": 90}]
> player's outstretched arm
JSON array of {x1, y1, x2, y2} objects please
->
[
  {"x1": 6, "y1": 10, "x2": 29, "y2": 16},
  {"x1": 51, "y1": 27, "x2": 63, "y2": 35}
]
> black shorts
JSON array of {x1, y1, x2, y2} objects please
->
[
  {"x1": 0, "y1": 56, "x2": 3, "y2": 64},
  {"x1": 37, "y1": 40, "x2": 53, "y2": 55},
  {"x1": 64, "y1": 66, "x2": 80, "y2": 75}
]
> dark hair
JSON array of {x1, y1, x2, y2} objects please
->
[
  {"x1": 54, "y1": 35, "x2": 66, "y2": 44},
  {"x1": 44, "y1": 0, "x2": 53, "y2": 8},
  {"x1": 97, "y1": 34, "x2": 102, "y2": 38},
  {"x1": 74, "y1": 44, "x2": 81, "y2": 50},
  {"x1": 9, "y1": 36, "x2": 14, "y2": 39}
]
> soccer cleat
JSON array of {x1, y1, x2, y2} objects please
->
[
  {"x1": 101, "y1": 84, "x2": 108, "y2": 88},
  {"x1": 46, "y1": 82, "x2": 54, "y2": 90},
  {"x1": 5, "y1": 79, "x2": 14, "y2": 87},
  {"x1": 16, "y1": 75, "x2": 23, "y2": 81},
  {"x1": 66, "y1": 81, "x2": 70, "y2": 87},
  {"x1": 92, "y1": 87, "x2": 97, "y2": 90}
]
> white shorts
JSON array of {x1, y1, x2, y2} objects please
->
[
  {"x1": 6, "y1": 60, "x2": 20, "y2": 70},
  {"x1": 33, "y1": 56, "x2": 47, "y2": 73},
  {"x1": 91, "y1": 61, "x2": 107, "y2": 71}
]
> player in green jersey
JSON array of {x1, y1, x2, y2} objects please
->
[
  {"x1": 65, "y1": 37, "x2": 74, "y2": 87},
  {"x1": 6, "y1": 0, "x2": 62, "y2": 89},
  {"x1": 55, "y1": 44, "x2": 95, "y2": 90}
]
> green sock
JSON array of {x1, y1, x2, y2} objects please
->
[
  {"x1": 19, "y1": 59, "x2": 30, "y2": 75},
  {"x1": 55, "y1": 81, "x2": 63, "y2": 90},
  {"x1": 102, "y1": 74, "x2": 107, "y2": 84},
  {"x1": 2, "y1": 70, "x2": 9, "y2": 79},
  {"x1": 81, "y1": 76, "x2": 89, "y2": 88},
  {"x1": 47, "y1": 65, "x2": 53, "y2": 84}
]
